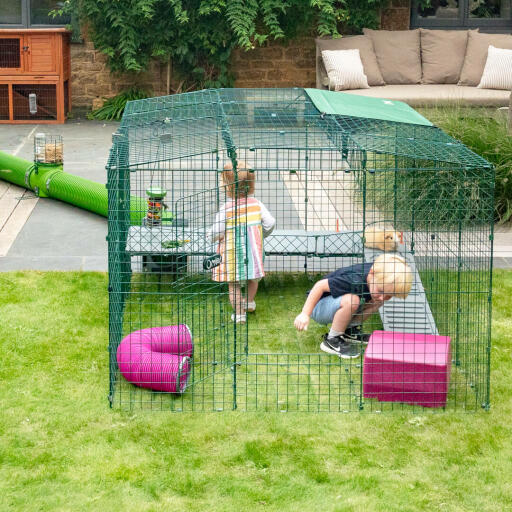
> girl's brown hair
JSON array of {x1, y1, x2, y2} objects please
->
[{"x1": 222, "y1": 161, "x2": 255, "y2": 198}]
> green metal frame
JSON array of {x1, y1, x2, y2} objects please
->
[{"x1": 107, "y1": 88, "x2": 494, "y2": 412}]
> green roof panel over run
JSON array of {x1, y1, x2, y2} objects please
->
[
  {"x1": 114, "y1": 88, "x2": 489, "y2": 169},
  {"x1": 305, "y1": 88, "x2": 433, "y2": 127}
]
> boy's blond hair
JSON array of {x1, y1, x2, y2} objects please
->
[
  {"x1": 222, "y1": 161, "x2": 255, "y2": 198},
  {"x1": 371, "y1": 253, "x2": 412, "y2": 299}
]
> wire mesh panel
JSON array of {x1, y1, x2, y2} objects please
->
[
  {"x1": 0, "y1": 38, "x2": 21, "y2": 68},
  {"x1": 64, "y1": 80, "x2": 69, "y2": 115},
  {"x1": 107, "y1": 88, "x2": 493, "y2": 413},
  {"x1": 0, "y1": 85, "x2": 9, "y2": 120},
  {"x1": 12, "y1": 84, "x2": 57, "y2": 120}
]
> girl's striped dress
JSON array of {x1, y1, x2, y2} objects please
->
[{"x1": 212, "y1": 198, "x2": 265, "y2": 283}]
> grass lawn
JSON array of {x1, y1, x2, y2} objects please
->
[{"x1": 1, "y1": 270, "x2": 512, "y2": 511}]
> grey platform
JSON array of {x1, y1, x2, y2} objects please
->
[
  {"x1": 127, "y1": 225, "x2": 439, "y2": 335},
  {"x1": 126, "y1": 227, "x2": 364, "y2": 257}
]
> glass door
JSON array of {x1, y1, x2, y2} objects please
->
[
  {"x1": 0, "y1": 0, "x2": 70, "y2": 28},
  {"x1": 412, "y1": 0, "x2": 512, "y2": 30},
  {"x1": 30, "y1": 0, "x2": 70, "y2": 26},
  {"x1": 414, "y1": 0, "x2": 464, "y2": 28},
  {"x1": 467, "y1": 0, "x2": 512, "y2": 30},
  {"x1": 0, "y1": 1, "x2": 24, "y2": 26}
]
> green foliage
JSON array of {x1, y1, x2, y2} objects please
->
[
  {"x1": 55, "y1": 0, "x2": 388, "y2": 89},
  {"x1": 424, "y1": 107, "x2": 512, "y2": 223},
  {"x1": 367, "y1": 108, "x2": 512, "y2": 227},
  {"x1": 87, "y1": 88, "x2": 151, "y2": 121},
  {"x1": 345, "y1": 0, "x2": 388, "y2": 33},
  {"x1": 365, "y1": 162, "x2": 495, "y2": 230}
]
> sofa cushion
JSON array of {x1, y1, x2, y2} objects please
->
[
  {"x1": 363, "y1": 28, "x2": 422, "y2": 85},
  {"x1": 478, "y1": 46, "x2": 512, "y2": 90},
  {"x1": 340, "y1": 84, "x2": 510, "y2": 107},
  {"x1": 321, "y1": 49, "x2": 370, "y2": 91},
  {"x1": 420, "y1": 29, "x2": 476, "y2": 84},
  {"x1": 315, "y1": 35, "x2": 385, "y2": 86},
  {"x1": 459, "y1": 31, "x2": 512, "y2": 86}
]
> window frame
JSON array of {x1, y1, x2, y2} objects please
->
[
  {"x1": 411, "y1": 0, "x2": 512, "y2": 33},
  {"x1": 0, "y1": 0, "x2": 70, "y2": 29}
]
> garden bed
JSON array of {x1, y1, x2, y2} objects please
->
[{"x1": 419, "y1": 107, "x2": 512, "y2": 224}]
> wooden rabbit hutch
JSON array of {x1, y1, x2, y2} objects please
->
[{"x1": 0, "y1": 28, "x2": 71, "y2": 124}]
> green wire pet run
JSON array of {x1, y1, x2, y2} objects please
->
[{"x1": 107, "y1": 88, "x2": 494, "y2": 412}]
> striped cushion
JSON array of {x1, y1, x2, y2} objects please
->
[
  {"x1": 478, "y1": 46, "x2": 512, "y2": 91},
  {"x1": 321, "y1": 49, "x2": 369, "y2": 91}
]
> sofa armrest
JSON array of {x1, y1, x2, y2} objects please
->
[
  {"x1": 509, "y1": 88, "x2": 511, "y2": 133},
  {"x1": 316, "y1": 46, "x2": 330, "y2": 90},
  {"x1": 316, "y1": 55, "x2": 337, "y2": 90}
]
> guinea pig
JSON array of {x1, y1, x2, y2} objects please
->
[{"x1": 364, "y1": 227, "x2": 400, "y2": 252}]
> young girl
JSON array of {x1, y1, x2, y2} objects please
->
[{"x1": 209, "y1": 161, "x2": 276, "y2": 323}]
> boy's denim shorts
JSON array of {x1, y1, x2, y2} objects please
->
[{"x1": 311, "y1": 295, "x2": 363, "y2": 326}]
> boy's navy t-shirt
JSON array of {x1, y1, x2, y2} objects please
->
[{"x1": 322, "y1": 262, "x2": 373, "y2": 301}]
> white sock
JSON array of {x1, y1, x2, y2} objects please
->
[{"x1": 328, "y1": 328, "x2": 343, "y2": 339}]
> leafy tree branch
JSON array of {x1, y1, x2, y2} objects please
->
[{"x1": 56, "y1": 0, "x2": 388, "y2": 89}]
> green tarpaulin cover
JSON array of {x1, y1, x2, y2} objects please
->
[{"x1": 305, "y1": 88, "x2": 433, "y2": 127}]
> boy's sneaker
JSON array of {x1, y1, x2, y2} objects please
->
[
  {"x1": 345, "y1": 326, "x2": 370, "y2": 344},
  {"x1": 231, "y1": 313, "x2": 247, "y2": 323},
  {"x1": 246, "y1": 301, "x2": 256, "y2": 313},
  {"x1": 320, "y1": 334, "x2": 361, "y2": 359},
  {"x1": 356, "y1": 332, "x2": 370, "y2": 343},
  {"x1": 323, "y1": 330, "x2": 362, "y2": 344}
]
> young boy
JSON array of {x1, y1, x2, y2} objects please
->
[{"x1": 294, "y1": 254, "x2": 413, "y2": 359}]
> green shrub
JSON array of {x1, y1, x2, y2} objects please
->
[
  {"x1": 87, "y1": 88, "x2": 150, "y2": 121},
  {"x1": 365, "y1": 162, "x2": 494, "y2": 230},
  {"x1": 422, "y1": 107, "x2": 512, "y2": 224},
  {"x1": 367, "y1": 108, "x2": 511, "y2": 227},
  {"x1": 55, "y1": 0, "x2": 388, "y2": 90}
]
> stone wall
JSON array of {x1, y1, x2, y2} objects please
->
[
  {"x1": 381, "y1": 0, "x2": 411, "y2": 31},
  {"x1": 70, "y1": 41, "x2": 166, "y2": 109},
  {"x1": 231, "y1": 38, "x2": 317, "y2": 90},
  {"x1": 70, "y1": 3, "x2": 411, "y2": 110}
]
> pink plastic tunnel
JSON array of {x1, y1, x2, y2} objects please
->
[{"x1": 117, "y1": 324, "x2": 193, "y2": 393}]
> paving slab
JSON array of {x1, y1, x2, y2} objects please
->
[{"x1": 0, "y1": 119, "x2": 118, "y2": 271}]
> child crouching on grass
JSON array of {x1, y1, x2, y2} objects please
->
[{"x1": 294, "y1": 254, "x2": 413, "y2": 359}]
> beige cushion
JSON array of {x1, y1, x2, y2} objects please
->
[
  {"x1": 459, "y1": 31, "x2": 512, "y2": 86},
  {"x1": 321, "y1": 49, "x2": 369, "y2": 91},
  {"x1": 315, "y1": 35, "x2": 385, "y2": 86},
  {"x1": 340, "y1": 84, "x2": 510, "y2": 107},
  {"x1": 478, "y1": 46, "x2": 512, "y2": 90},
  {"x1": 420, "y1": 29, "x2": 477, "y2": 84},
  {"x1": 363, "y1": 28, "x2": 422, "y2": 85}
]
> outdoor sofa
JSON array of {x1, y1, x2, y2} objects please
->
[{"x1": 316, "y1": 29, "x2": 512, "y2": 107}]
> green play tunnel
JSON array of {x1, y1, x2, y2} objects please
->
[
  {"x1": 0, "y1": 150, "x2": 158, "y2": 224},
  {"x1": 0, "y1": 150, "x2": 31, "y2": 188}
]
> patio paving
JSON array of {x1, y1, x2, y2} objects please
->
[
  {"x1": 0, "y1": 120, "x2": 511, "y2": 271},
  {"x1": 0, "y1": 120, "x2": 117, "y2": 271}
]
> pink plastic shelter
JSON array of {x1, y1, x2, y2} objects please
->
[
  {"x1": 363, "y1": 330, "x2": 451, "y2": 408},
  {"x1": 117, "y1": 324, "x2": 193, "y2": 393}
]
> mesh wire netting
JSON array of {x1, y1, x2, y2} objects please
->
[{"x1": 107, "y1": 88, "x2": 493, "y2": 412}]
